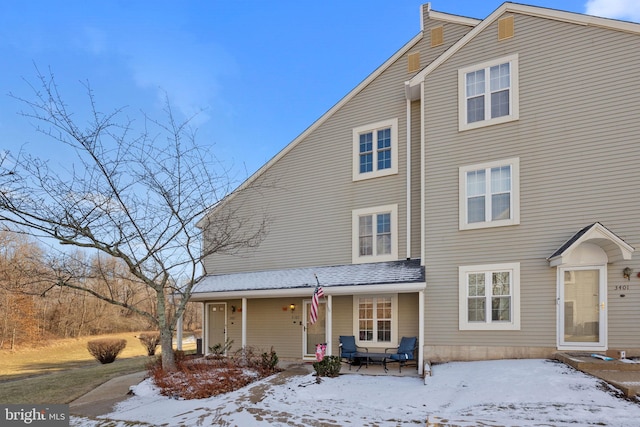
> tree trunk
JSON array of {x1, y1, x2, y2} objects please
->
[{"x1": 157, "y1": 289, "x2": 176, "y2": 371}]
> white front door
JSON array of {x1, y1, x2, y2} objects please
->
[
  {"x1": 303, "y1": 300, "x2": 326, "y2": 359},
  {"x1": 558, "y1": 266, "x2": 606, "y2": 350}
]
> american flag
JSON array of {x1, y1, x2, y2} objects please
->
[{"x1": 310, "y1": 275, "x2": 324, "y2": 325}]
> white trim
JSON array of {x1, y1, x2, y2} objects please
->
[
  {"x1": 352, "y1": 204, "x2": 399, "y2": 263},
  {"x1": 352, "y1": 118, "x2": 399, "y2": 181},
  {"x1": 459, "y1": 157, "x2": 520, "y2": 230},
  {"x1": 557, "y1": 265, "x2": 607, "y2": 351},
  {"x1": 352, "y1": 294, "x2": 399, "y2": 347},
  {"x1": 458, "y1": 262, "x2": 521, "y2": 331},
  {"x1": 189, "y1": 281, "x2": 426, "y2": 301},
  {"x1": 241, "y1": 297, "x2": 247, "y2": 349},
  {"x1": 458, "y1": 54, "x2": 519, "y2": 131},
  {"x1": 548, "y1": 223, "x2": 634, "y2": 267}
]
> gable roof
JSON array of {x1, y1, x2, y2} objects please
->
[
  {"x1": 405, "y1": 2, "x2": 640, "y2": 101},
  {"x1": 547, "y1": 222, "x2": 634, "y2": 267},
  {"x1": 190, "y1": 259, "x2": 425, "y2": 300}
]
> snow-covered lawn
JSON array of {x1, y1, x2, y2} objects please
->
[{"x1": 71, "y1": 359, "x2": 640, "y2": 426}]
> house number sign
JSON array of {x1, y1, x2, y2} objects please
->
[{"x1": 614, "y1": 284, "x2": 630, "y2": 291}]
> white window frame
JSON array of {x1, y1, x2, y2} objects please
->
[
  {"x1": 458, "y1": 54, "x2": 519, "y2": 131},
  {"x1": 352, "y1": 118, "x2": 398, "y2": 181},
  {"x1": 459, "y1": 157, "x2": 520, "y2": 230},
  {"x1": 352, "y1": 294, "x2": 398, "y2": 346},
  {"x1": 459, "y1": 262, "x2": 521, "y2": 331},
  {"x1": 352, "y1": 204, "x2": 398, "y2": 264}
]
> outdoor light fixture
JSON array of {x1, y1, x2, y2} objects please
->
[
  {"x1": 290, "y1": 303, "x2": 296, "y2": 312},
  {"x1": 623, "y1": 267, "x2": 633, "y2": 280}
]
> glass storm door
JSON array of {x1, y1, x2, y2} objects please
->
[
  {"x1": 559, "y1": 267, "x2": 606, "y2": 349},
  {"x1": 303, "y1": 300, "x2": 326, "y2": 358}
]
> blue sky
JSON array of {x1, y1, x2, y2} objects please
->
[{"x1": 1, "y1": 0, "x2": 639, "y2": 180}]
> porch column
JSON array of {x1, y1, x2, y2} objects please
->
[
  {"x1": 418, "y1": 289, "x2": 424, "y2": 376},
  {"x1": 241, "y1": 297, "x2": 247, "y2": 348},
  {"x1": 176, "y1": 314, "x2": 183, "y2": 350},
  {"x1": 326, "y1": 295, "x2": 333, "y2": 355}
]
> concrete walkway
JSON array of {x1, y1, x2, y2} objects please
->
[{"x1": 69, "y1": 371, "x2": 147, "y2": 418}]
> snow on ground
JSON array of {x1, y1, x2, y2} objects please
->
[{"x1": 71, "y1": 359, "x2": 640, "y2": 426}]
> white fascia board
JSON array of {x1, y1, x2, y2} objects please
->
[
  {"x1": 428, "y1": 10, "x2": 480, "y2": 27},
  {"x1": 189, "y1": 282, "x2": 426, "y2": 301}
]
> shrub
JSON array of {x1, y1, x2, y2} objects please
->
[
  {"x1": 148, "y1": 346, "x2": 283, "y2": 399},
  {"x1": 208, "y1": 339, "x2": 233, "y2": 357},
  {"x1": 259, "y1": 347, "x2": 279, "y2": 374},
  {"x1": 138, "y1": 332, "x2": 161, "y2": 356},
  {"x1": 313, "y1": 356, "x2": 341, "y2": 378},
  {"x1": 87, "y1": 338, "x2": 127, "y2": 364}
]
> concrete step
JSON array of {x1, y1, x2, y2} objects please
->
[{"x1": 555, "y1": 352, "x2": 640, "y2": 397}]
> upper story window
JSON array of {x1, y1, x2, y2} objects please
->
[
  {"x1": 458, "y1": 54, "x2": 519, "y2": 131},
  {"x1": 352, "y1": 204, "x2": 398, "y2": 263},
  {"x1": 459, "y1": 158, "x2": 519, "y2": 230},
  {"x1": 459, "y1": 262, "x2": 520, "y2": 331},
  {"x1": 352, "y1": 118, "x2": 398, "y2": 181}
]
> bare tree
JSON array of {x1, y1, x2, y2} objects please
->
[{"x1": 0, "y1": 70, "x2": 268, "y2": 370}]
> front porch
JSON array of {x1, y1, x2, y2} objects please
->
[{"x1": 188, "y1": 260, "x2": 427, "y2": 376}]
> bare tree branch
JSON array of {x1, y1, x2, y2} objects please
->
[{"x1": 0, "y1": 69, "x2": 269, "y2": 369}]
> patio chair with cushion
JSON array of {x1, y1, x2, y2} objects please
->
[
  {"x1": 339, "y1": 335, "x2": 367, "y2": 370},
  {"x1": 385, "y1": 336, "x2": 418, "y2": 372}
]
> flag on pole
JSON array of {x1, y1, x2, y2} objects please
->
[{"x1": 310, "y1": 274, "x2": 324, "y2": 325}]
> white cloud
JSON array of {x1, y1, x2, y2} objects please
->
[{"x1": 586, "y1": 0, "x2": 640, "y2": 22}]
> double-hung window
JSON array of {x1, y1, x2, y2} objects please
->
[
  {"x1": 458, "y1": 54, "x2": 519, "y2": 131},
  {"x1": 354, "y1": 295, "x2": 397, "y2": 345},
  {"x1": 352, "y1": 118, "x2": 398, "y2": 181},
  {"x1": 459, "y1": 263, "x2": 520, "y2": 331},
  {"x1": 352, "y1": 204, "x2": 398, "y2": 263},
  {"x1": 459, "y1": 158, "x2": 519, "y2": 230}
]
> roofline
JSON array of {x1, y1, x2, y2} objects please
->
[
  {"x1": 406, "y1": 2, "x2": 640, "y2": 100},
  {"x1": 189, "y1": 281, "x2": 426, "y2": 301},
  {"x1": 427, "y1": 10, "x2": 481, "y2": 27},
  {"x1": 197, "y1": 31, "x2": 425, "y2": 225}
]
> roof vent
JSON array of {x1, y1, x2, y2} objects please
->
[
  {"x1": 498, "y1": 16, "x2": 514, "y2": 40},
  {"x1": 431, "y1": 26, "x2": 444, "y2": 47},
  {"x1": 408, "y1": 52, "x2": 421, "y2": 73}
]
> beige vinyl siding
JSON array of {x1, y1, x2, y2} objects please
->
[
  {"x1": 244, "y1": 298, "x2": 304, "y2": 359},
  {"x1": 204, "y1": 38, "x2": 428, "y2": 274},
  {"x1": 330, "y1": 295, "x2": 354, "y2": 355},
  {"x1": 422, "y1": 13, "x2": 640, "y2": 349},
  {"x1": 202, "y1": 15, "x2": 476, "y2": 276}
]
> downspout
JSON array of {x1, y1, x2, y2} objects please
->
[
  {"x1": 420, "y1": 81, "x2": 426, "y2": 265},
  {"x1": 420, "y1": 81, "x2": 426, "y2": 376},
  {"x1": 406, "y1": 98, "x2": 412, "y2": 259}
]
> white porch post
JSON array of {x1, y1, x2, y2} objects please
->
[
  {"x1": 418, "y1": 289, "x2": 425, "y2": 376},
  {"x1": 176, "y1": 314, "x2": 183, "y2": 351},
  {"x1": 326, "y1": 295, "x2": 333, "y2": 355},
  {"x1": 241, "y1": 297, "x2": 247, "y2": 348}
]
